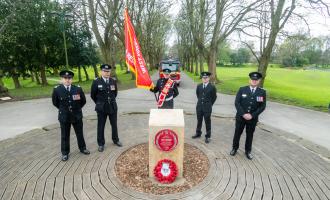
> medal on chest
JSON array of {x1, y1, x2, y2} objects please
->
[
  {"x1": 256, "y1": 96, "x2": 264, "y2": 102},
  {"x1": 72, "y1": 94, "x2": 81, "y2": 100},
  {"x1": 110, "y1": 85, "x2": 115, "y2": 91}
]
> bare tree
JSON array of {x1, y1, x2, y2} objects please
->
[
  {"x1": 87, "y1": 0, "x2": 122, "y2": 78},
  {"x1": 175, "y1": 9, "x2": 195, "y2": 72},
  {"x1": 142, "y1": 0, "x2": 171, "y2": 69},
  {"x1": 179, "y1": 0, "x2": 262, "y2": 82},
  {"x1": 186, "y1": 0, "x2": 209, "y2": 74},
  {"x1": 208, "y1": 0, "x2": 263, "y2": 82},
  {"x1": 113, "y1": 0, "x2": 171, "y2": 70},
  {"x1": 240, "y1": 0, "x2": 330, "y2": 86}
]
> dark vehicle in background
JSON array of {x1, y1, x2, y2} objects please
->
[{"x1": 158, "y1": 59, "x2": 181, "y2": 86}]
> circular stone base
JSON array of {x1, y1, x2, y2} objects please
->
[{"x1": 115, "y1": 143, "x2": 209, "y2": 195}]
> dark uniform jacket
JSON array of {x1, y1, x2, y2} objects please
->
[
  {"x1": 52, "y1": 85, "x2": 86, "y2": 123},
  {"x1": 196, "y1": 83, "x2": 217, "y2": 113},
  {"x1": 235, "y1": 86, "x2": 266, "y2": 120},
  {"x1": 152, "y1": 78, "x2": 179, "y2": 101},
  {"x1": 91, "y1": 77, "x2": 118, "y2": 114}
]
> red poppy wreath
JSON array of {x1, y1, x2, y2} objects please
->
[{"x1": 153, "y1": 159, "x2": 178, "y2": 184}]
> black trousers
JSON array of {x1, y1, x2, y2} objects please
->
[
  {"x1": 97, "y1": 112, "x2": 119, "y2": 146},
  {"x1": 196, "y1": 110, "x2": 211, "y2": 138},
  {"x1": 60, "y1": 120, "x2": 86, "y2": 155},
  {"x1": 232, "y1": 117, "x2": 257, "y2": 153},
  {"x1": 159, "y1": 100, "x2": 174, "y2": 109}
]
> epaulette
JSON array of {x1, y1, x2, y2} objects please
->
[
  {"x1": 77, "y1": 85, "x2": 81, "y2": 87},
  {"x1": 54, "y1": 85, "x2": 59, "y2": 88}
]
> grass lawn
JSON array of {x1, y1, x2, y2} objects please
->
[
  {"x1": 3, "y1": 66, "x2": 141, "y2": 100},
  {"x1": 186, "y1": 64, "x2": 330, "y2": 112}
]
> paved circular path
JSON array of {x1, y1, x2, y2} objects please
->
[{"x1": 0, "y1": 112, "x2": 329, "y2": 200}]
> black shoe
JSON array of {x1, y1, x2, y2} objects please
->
[
  {"x1": 114, "y1": 141, "x2": 122, "y2": 147},
  {"x1": 62, "y1": 154, "x2": 69, "y2": 161},
  {"x1": 192, "y1": 134, "x2": 201, "y2": 139},
  {"x1": 98, "y1": 146, "x2": 104, "y2": 152},
  {"x1": 80, "y1": 149, "x2": 90, "y2": 155},
  {"x1": 205, "y1": 138, "x2": 210, "y2": 143},
  {"x1": 230, "y1": 149, "x2": 237, "y2": 156},
  {"x1": 246, "y1": 152, "x2": 253, "y2": 160}
]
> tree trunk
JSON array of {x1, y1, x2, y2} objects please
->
[
  {"x1": 34, "y1": 71, "x2": 41, "y2": 85},
  {"x1": 190, "y1": 59, "x2": 194, "y2": 73},
  {"x1": 0, "y1": 84, "x2": 8, "y2": 97},
  {"x1": 188, "y1": 58, "x2": 191, "y2": 72},
  {"x1": 30, "y1": 70, "x2": 35, "y2": 82},
  {"x1": 258, "y1": 54, "x2": 270, "y2": 87},
  {"x1": 149, "y1": 59, "x2": 155, "y2": 72},
  {"x1": 257, "y1": 31, "x2": 278, "y2": 87},
  {"x1": 92, "y1": 64, "x2": 98, "y2": 78},
  {"x1": 12, "y1": 74, "x2": 21, "y2": 89},
  {"x1": 207, "y1": 49, "x2": 219, "y2": 83},
  {"x1": 53, "y1": 66, "x2": 59, "y2": 76},
  {"x1": 199, "y1": 54, "x2": 204, "y2": 73},
  {"x1": 120, "y1": 61, "x2": 124, "y2": 71},
  {"x1": 78, "y1": 66, "x2": 82, "y2": 82},
  {"x1": 0, "y1": 71, "x2": 8, "y2": 97},
  {"x1": 82, "y1": 65, "x2": 90, "y2": 81},
  {"x1": 194, "y1": 56, "x2": 199, "y2": 75},
  {"x1": 39, "y1": 65, "x2": 48, "y2": 86},
  {"x1": 100, "y1": 44, "x2": 118, "y2": 80}
]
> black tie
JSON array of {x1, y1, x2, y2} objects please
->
[
  {"x1": 251, "y1": 88, "x2": 255, "y2": 94},
  {"x1": 106, "y1": 79, "x2": 109, "y2": 84},
  {"x1": 66, "y1": 86, "x2": 70, "y2": 92}
]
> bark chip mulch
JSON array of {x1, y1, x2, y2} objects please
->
[{"x1": 115, "y1": 143, "x2": 209, "y2": 195}]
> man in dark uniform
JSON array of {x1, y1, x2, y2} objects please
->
[
  {"x1": 192, "y1": 72, "x2": 217, "y2": 143},
  {"x1": 230, "y1": 72, "x2": 267, "y2": 160},
  {"x1": 91, "y1": 64, "x2": 122, "y2": 152},
  {"x1": 52, "y1": 70, "x2": 90, "y2": 161},
  {"x1": 150, "y1": 68, "x2": 179, "y2": 109}
]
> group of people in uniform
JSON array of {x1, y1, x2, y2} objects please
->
[
  {"x1": 52, "y1": 65, "x2": 266, "y2": 161},
  {"x1": 52, "y1": 64, "x2": 121, "y2": 161}
]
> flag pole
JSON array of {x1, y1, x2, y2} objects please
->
[
  {"x1": 124, "y1": 1, "x2": 129, "y2": 73},
  {"x1": 154, "y1": 93, "x2": 158, "y2": 102}
]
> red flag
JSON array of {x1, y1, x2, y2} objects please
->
[{"x1": 124, "y1": 8, "x2": 154, "y2": 89}]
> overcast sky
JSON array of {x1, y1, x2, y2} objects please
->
[{"x1": 166, "y1": 1, "x2": 330, "y2": 48}]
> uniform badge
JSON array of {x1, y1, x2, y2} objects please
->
[
  {"x1": 242, "y1": 94, "x2": 247, "y2": 98},
  {"x1": 110, "y1": 85, "x2": 115, "y2": 90},
  {"x1": 257, "y1": 96, "x2": 264, "y2": 102},
  {"x1": 98, "y1": 85, "x2": 103, "y2": 88},
  {"x1": 72, "y1": 94, "x2": 81, "y2": 100}
]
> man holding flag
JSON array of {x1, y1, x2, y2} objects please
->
[
  {"x1": 125, "y1": 8, "x2": 179, "y2": 108},
  {"x1": 150, "y1": 68, "x2": 179, "y2": 109}
]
